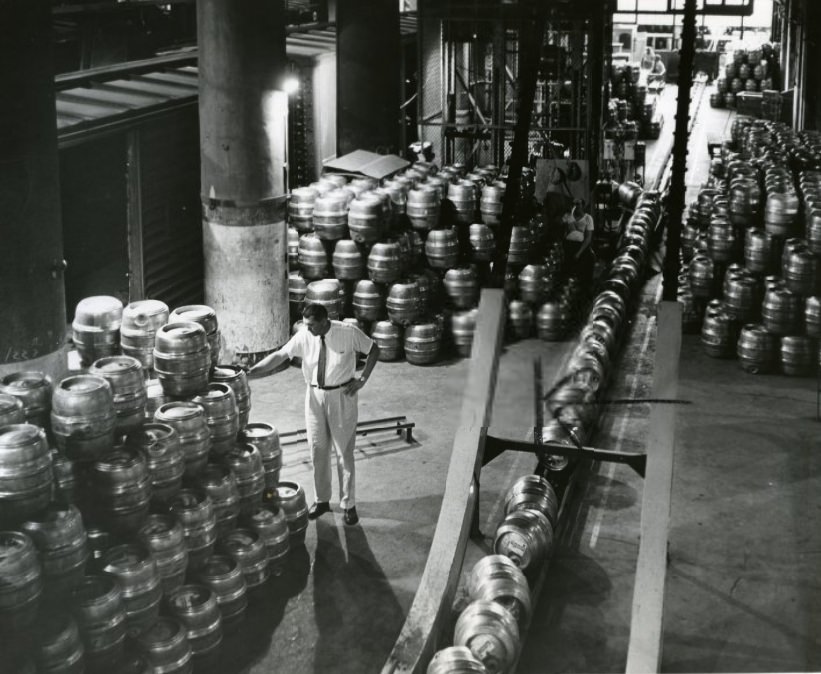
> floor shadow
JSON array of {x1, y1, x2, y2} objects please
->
[
  {"x1": 312, "y1": 520, "x2": 405, "y2": 674},
  {"x1": 217, "y1": 541, "x2": 312, "y2": 672}
]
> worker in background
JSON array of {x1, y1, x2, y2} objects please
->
[
  {"x1": 562, "y1": 199, "x2": 595, "y2": 287},
  {"x1": 648, "y1": 54, "x2": 667, "y2": 86},
  {"x1": 640, "y1": 46, "x2": 656, "y2": 72},
  {"x1": 249, "y1": 304, "x2": 380, "y2": 526}
]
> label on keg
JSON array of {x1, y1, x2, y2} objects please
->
[{"x1": 467, "y1": 634, "x2": 503, "y2": 672}]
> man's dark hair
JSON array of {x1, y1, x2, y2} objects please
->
[{"x1": 302, "y1": 304, "x2": 329, "y2": 321}]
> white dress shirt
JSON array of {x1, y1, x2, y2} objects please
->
[{"x1": 282, "y1": 321, "x2": 374, "y2": 386}]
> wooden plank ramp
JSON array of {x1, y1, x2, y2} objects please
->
[
  {"x1": 625, "y1": 300, "x2": 682, "y2": 673},
  {"x1": 381, "y1": 288, "x2": 506, "y2": 674}
]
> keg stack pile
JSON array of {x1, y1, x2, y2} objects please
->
[
  {"x1": 0, "y1": 298, "x2": 311, "y2": 673},
  {"x1": 607, "y1": 61, "x2": 662, "y2": 141},
  {"x1": 426, "y1": 193, "x2": 662, "y2": 674},
  {"x1": 288, "y1": 161, "x2": 552, "y2": 365},
  {"x1": 678, "y1": 116, "x2": 821, "y2": 378},
  {"x1": 709, "y1": 43, "x2": 780, "y2": 117}
]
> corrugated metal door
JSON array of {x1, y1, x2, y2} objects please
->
[{"x1": 138, "y1": 105, "x2": 203, "y2": 309}]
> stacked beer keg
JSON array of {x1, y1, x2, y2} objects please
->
[
  {"x1": 427, "y1": 191, "x2": 662, "y2": 673},
  {"x1": 678, "y1": 116, "x2": 821, "y2": 378},
  {"x1": 0, "y1": 301, "x2": 306, "y2": 670},
  {"x1": 606, "y1": 62, "x2": 663, "y2": 141},
  {"x1": 288, "y1": 163, "x2": 544, "y2": 365},
  {"x1": 710, "y1": 43, "x2": 780, "y2": 111}
]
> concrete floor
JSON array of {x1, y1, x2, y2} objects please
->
[{"x1": 215, "y1": 81, "x2": 821, "y2": 673}]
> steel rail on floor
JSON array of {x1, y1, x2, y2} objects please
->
[{"x1": 279, "y1": 416, "x2": 416, "y2": 446}]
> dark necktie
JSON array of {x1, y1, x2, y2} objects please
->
[{"x1": 317, "y1": 335, "x2": 327, "y2": 387}]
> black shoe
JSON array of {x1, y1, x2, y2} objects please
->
[
  {"x1": 308, "y1": 501, "x2": 331, "y2": 520},
  {"x1": 343, "y1": 507, "x2": 359, "y2": 526}
]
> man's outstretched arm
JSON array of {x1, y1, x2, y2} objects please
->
[{"x1": 247, "y1": 348, "x2": 291, "y2": 378}]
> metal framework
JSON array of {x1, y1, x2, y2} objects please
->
[{"x1": 417, "y1": 0, "x2": 609, "y2": 171}]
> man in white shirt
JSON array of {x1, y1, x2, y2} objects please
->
[
  {"x1": 562, "y1": 199, "x2": 595, "y2": 286},
  {"x1": 249, "y1": 304, "x2": 380, "y2": 525}
]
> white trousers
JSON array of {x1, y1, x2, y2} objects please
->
[{"x1": 304, "y1": 386, "x2": 358, "y2": 509}]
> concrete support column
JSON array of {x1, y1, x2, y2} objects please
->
[
  {"x1": 198, "y1": 0, "x2": 290, "y2": 365},
  {"x1": 0, "y1": 0, "x2": 68, "y2": 381},
  {"x1": 336, "y1": 0, "x2": 401, "y2": 156}
]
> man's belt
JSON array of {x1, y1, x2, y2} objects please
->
[{"x1": 311, "y1": 379, "x2": 353, "y2": 391}]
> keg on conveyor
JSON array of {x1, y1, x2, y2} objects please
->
[
  {"x1": 426, "y1": 646, "x2": 487, "y2": 674},
  {"x1": 453, "y1": 599, "x2": 520, "y2": 674},
  {"x1": 466, "y1": 554, "x2": 531, "y2": 630}
]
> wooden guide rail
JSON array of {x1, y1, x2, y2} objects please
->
[
  {"x1": 625, "y1": 301, "x2": 681, "y2": 673},
  {"x1": 381, "y1": 294, "x2": 682, "y2": 673},
  {"x1": 381, "y1": 289, "x2": 506, "y2": 673}
]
